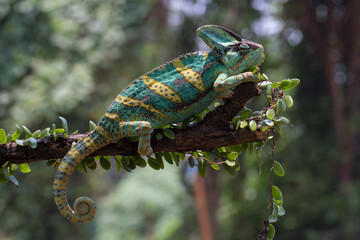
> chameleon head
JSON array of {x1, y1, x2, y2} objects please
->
[
  {"x1": 196, "y1": 25, "x2": 265, "y2": 72},
  {"x1": 223, "y1": 39, "x2": 265, "y2": 73}
]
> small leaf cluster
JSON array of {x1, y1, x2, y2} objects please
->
[
  {"x1": 0, "y1": 125, "x2": 33, "y2": 186},
  {"x1": 233, "y1": 77, "x2": 299, "y2": 137},
  {"x1": 73, "y1": 152, "x2": 183, "y2": 173},
  {"x1": 0, "y1": 117, "x2": 76, "y2": 186}
]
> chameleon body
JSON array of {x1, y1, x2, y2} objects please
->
[{"x1": 53, "y1": 25, "x2": 265, "y2": 223}]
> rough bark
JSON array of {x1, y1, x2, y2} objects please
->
[{"x1": 0, "y1": 82, "x2": 268, "y2": 166}]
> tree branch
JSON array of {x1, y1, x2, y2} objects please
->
[{"x1": 0, "y1": 82, "x2": 268, "y2": 165}]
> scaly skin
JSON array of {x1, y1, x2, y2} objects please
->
[{"x1": 53, "y1": 25, "x2": 265, "y2": 223}]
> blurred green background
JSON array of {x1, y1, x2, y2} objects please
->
[{"x1": 1, "y1": 0, "x2": 359, "y2": 239}]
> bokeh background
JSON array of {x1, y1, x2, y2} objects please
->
[{"x1": 1, "y1": 0, "x2": 359, "y2": 239}]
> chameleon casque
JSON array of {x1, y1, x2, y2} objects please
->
[{"x1": 53, "y1": 25, "x2": 265, "y2": 223}]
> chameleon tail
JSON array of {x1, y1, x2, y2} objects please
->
[{"x1": 53, "y1": 127, "x2": 110, "y2": 223}]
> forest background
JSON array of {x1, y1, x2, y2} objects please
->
[{"x1": 0, "y1": 0, "x2": 359, "y2": 239}]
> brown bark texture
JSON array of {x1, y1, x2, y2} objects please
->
[{"x1": 0, "y1": 82, "x2": 268, "y2": 166}]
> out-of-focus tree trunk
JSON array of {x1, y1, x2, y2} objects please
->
[
  {"x1": 301, "y1": 0, "x2": 360, "y2": 185},
  {"x1": 193, "y1": 175, "x2": 213, "y2": 240}
]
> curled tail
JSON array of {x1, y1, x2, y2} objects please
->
[{"x1": 53, "y1": 127, "x2": 110, "y2": 223}]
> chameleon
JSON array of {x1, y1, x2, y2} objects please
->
[{"x1": 53, "y1": 25, "x2": 265, "y2": 223}]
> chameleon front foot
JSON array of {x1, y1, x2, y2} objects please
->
[{"x1": 138, "y1": 146, "x2": 154, "y2": 156}]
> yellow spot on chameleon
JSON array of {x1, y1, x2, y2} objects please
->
[
  {"x1": 116, "y1": 95, "x2": 167, "y2": 119},
  {"x1": 141, "y1": 75, "x2": 182, "y2": 103},
  {"x1": 104, "y1": 112, "x2": 120, "y2": 121},
  {"x1": 58, "y1": 162, "x2": 73, "y2": 176},
  {"x1": 172, "y1": 59, "x2": 205, "y2": 91},
  {"x1": 182, "y1": 69, "x2": 205, "y2": 91},
  {"x1": 96, "y1": 126, "x2": 113, "y2": 143},
  {"x1": 68, "y1": 148, "x2": 84, "y2": 160}
]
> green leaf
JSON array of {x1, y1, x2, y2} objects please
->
[
  {"x1": 249, "y1": 120, "x2": 257, "y2": 131},
  {"x1": 227, "y1": 152, "x2": 238, "y2": 160},
  {"x1": 225, "y1": 160, "x2": 236, "y2": 167},
  {"x1": 114, "y1": 156, "x2": 122, "y2": 172},
  {"x1": 125, "y1": 157, "x2": 136, "y2": 170},
  {"x1": 6, "y1": 134, "x2": 12, "y2": 143},
  {"x1": 39, "y1": 128, "x2": 50, "y2": 139},
  {"x1": 89, "y1": 120, "x2": 97, "y2": 132},
  {"x1": 156, "y1": 133, "x2": 163, "y2": 141},
  {"x1": 240, "y1": 109, "x2": 252, "y2": 120},
  {"x1": 85, "y1": 157, "x2": 97, "y2": 170},
  {"x1": 272, "y1": 186, "x2": 283, "y2": 204},
  {"x1": 266, "y1": 85, "x2": 272, "y2": 95},
  {"x1": 198, "y1": 162, "x2": 207, "y2": 177},
  {"x1": 155, "y1": 154, "x2": 165, "y2": 169},
  {"x1": 188, "y1": 155, "x2": 195, "y2": 168},
  {"x1": 27, "y1": 138, "x2": 37, "y2": 149},
  {"x1": 266, "y1": 109, "x2": 275, "y2": 120},
  {"x1": 8, "y1": 175, "x2": 19, "y2": 187},
  {"x1": 262, "y1": 73, "x2": 269, "y2": 81},
  {"x1": 264, "y1": 119, "x2": 274, "y2": 127},
  {"x1": 170, "y1": 152, "x2": 180, "y2": 166},
  {"x1": 163, "y1": 128, "x2": 175, "y2": 139},
  {"x1": 232, "y1": 115, "x2": 242, "y2": 123},
  {"x1": 132, "y1": 155, "x2": 147, "y2": 168},
  {"x1": 280, "y1": 79, "x2": 291, "y2": 89},
  {"x1": 276, "y1": 117, "x2": 290, "y2": 124},
  {"x1": 284, "y1": 95, "x2": 293, "y2": 108},
  {"x1": 23, "y1": 126, "x2": 32, "y2": 139},
  {"x1": 99, "y1": 156, "x2": 111, "y2": 170},
  {"x1": 274, "y1": 125, "x2": 284, "y2": 137},
  {"x1": 270, "y1": 82, "x2": 280, "y2": 88},
  {"x1": 77, "y1": 160, "x2": 86, "y2": 172},
  {"x1": 32, "y1": 130, "x2": 41, "y2": 138},
  {"x1": 274, "y1": 161, "x2": 285, "y2": 177},
  {"x1": 276, "y1": 204, "x2": 286, "y2": 216},
  {"x1": 54, "y1": 129, "x2": 65, "y2": 134},
  {"x1": 10, "y1": 164, "x2": 18, "y2": 173},
  {"x1": 240, "y1": 120, "x2": 248, "y2": 129},
  {"x1": 282, "y1": 78, "x2": 300, "y2": 90},
  {"x1": 0, "y1": 129, "x2": 6, "y2": 144},
  {"x1": 163, "y1": 152, "x2": 173, "y2": 165},
  {"x1": 226, "y1": 144, "x2": 243, "y2": 153},
  {"x1": 210, "y1": 163, "x2": 220, "y2": 170},
  {"x1": 120, "y1": 156, "x2": 133, "y2": 172},
  {"x1": 223, "y1": 163, "x2": 237, "y2": 175},
  {"x1": 268, "y1": 205, "x2": 278, "y2": 223},
  {"x1": 262, "y1": 126, "x2": 269, "y2": 131},
  {"x1": 11, "y1": 125, "x2": 21, "y2": 141},
  {"x1": 251, "y1": 111, "x2": 261, "y2": 117},
  {"x1": 18, "y1": 163, "x2": 31, "y2": 173},
  {"x1": 0, "y1": 170, "x2": 9, "y2": 183},
  {"x1": 59, "y1": 116, "x2": 69, "y2": 133},
  {"x1": 289, "y1": 78, "x2": 300, "y2": 89},
  {"x1": 15, "y1": 139, "x2": 25, "y2": 146},
  {"x1": 148, "y1": 157, "x2": 161, "y2": 170},
  {"x1": 53, "y1": 131, "x2": 59, "y2": 141},
  {"x1": 278, "y1": 99, "x2": 286, "y2": 112},
  {"x1": 267, "y1": 224, "x2": 275, "y2": 240}
]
